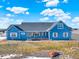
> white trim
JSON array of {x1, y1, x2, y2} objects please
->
[
  {"x1": 7, "y1": 25, "x2": 16, "y2": 31},
  {"x1": 48, "y1": 32, "x2": 50, "y2": 40},
  {"x1": 46, "y1": 22, "x2": 58, "y2": 31},
  {"x1": 57, "y1": 23, "x2": 64, "y2": 29},
  {"x1": 52, "y1": 32, "x2": 58, "y2": 38},
  {"x1": 22, "y1": 30, "x2": 47, "y2": 32},
  {"x1": 10, "y1": 32, "x2": 17, "y2": 37},
  {"x1": 20, "y1": 32, "x2": 26, "y2": 35},
  {"x1": 63, "y1": 32, "x2": 69, "y2": 38}
]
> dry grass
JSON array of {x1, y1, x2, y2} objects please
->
[{"x1": 0, "y1": 40, "x2": 79, "y2": 59}]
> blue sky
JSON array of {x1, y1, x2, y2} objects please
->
[{"x1": 0, "y1": 0, "x2": 79, "y2": 29}]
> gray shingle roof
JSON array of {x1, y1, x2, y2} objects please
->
[
  {"x1": 18, "y1": 22, "x2": 55, "y2": 32},
  {"x1": 0, "y1": 29, "x2": 6, "y2": 32}
]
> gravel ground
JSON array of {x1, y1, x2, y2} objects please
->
[{"x1": 0, "y1": 50, "x2": 73, "y2": 59}]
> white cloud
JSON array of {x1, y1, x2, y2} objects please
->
[
  {"x1": 6, "y1": 14, "x2": 14, "y2": 17},
  {"x1": 0, "y1": 6, "x2": 3, "y2": 8},
  {"x1": 15, "y1": 19, "x2": 24, "y2": 24},
  {"x1": 46, "y1": 0, "x2": 59, "y2": 7},
  {"x1": 56, "y1": 13, "x2": 71, "y2": 22},
  {"x1": 42, "y1": 0, "x2": 49, "y2": 2},
  {"x1": 70, "y1": 17, "x2": 79, "y2": 28},
  {"x1": 63, "y1": 0, "x2": 68, "y2": 3},
  {"x1": 40, "y1": 8, "x2": 52, "y2": 16},
  {"x1": 0, "y1": 18, "x2": 11, "y2": 29},
  {"x1": 40, "y1": 17, "x2": 49, "y2": 21},
  {"x1": 6, "y1": 7, "x2": 29, "y2": 14},
  {"x1": 25, "y1": 12, "x2": 29, "y2": 15},
  {"x1": 0, "y1": 17, "x2": 23, "y2": 29},
  {"x1": 42, "y1": 0, "x2": 68, "y2": 7},
  {"x1": 72, "y1": 17, "x2": 79, "y2": 23},
  {"x1": 42, "y1": 0, "x2": 59, "y2": 7},
  {"x1": 40, "y1": 8, "x2": 71, "y2": 22}
]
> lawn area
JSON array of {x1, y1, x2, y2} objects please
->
[{"x1": 0, "y1": 40, "x2": 79, "y2": 59}]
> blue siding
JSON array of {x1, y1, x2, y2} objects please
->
[
  {"x1": 7, "y1": 25, "x2": 49, "y2": 40},
  {"x1": 49, "y1": 21, "x2": 72, "y2": 40},
  {"x1": 7, "y1": 25, "x2": 27, "y2": 41},
  {"x1": 19, "y1": 31, "x2": 27, "y2": 40},
  {"x1": 6, "y1": 21, "x2": 72, "y2": 41}
]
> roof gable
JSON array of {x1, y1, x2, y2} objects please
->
[
  {"x1": 47, "y1": 21, "x2": 72, "y2": 31},
  {"x1": 7, "y1": 25, "x2": 23, "y2": 31}
]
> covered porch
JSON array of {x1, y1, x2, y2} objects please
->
[{"x1": 26, "y1": 32, "x2": 48, "y2": 40}]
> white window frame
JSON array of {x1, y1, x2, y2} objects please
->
[
  {"x1": 57, "y1": 23, "x2": 64, "y2": 29},
  {"x1": 52, "y1": 32, "x2": 58, "y2": 38},
  {"x1": 27, "y1": 32, "x2": 33, "y2": 37},
  {"x1": 21, "y1": 32, "x2": 26, "y2": 35},
  {"x1": 10, "y1": 32, "x2": 17, "y2": 37},
  {"x1": 63, "y1": 32, "x2": 68, "y2": 37}
]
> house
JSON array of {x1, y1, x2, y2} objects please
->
[
  {"x1": 6, "y1": 21, "x2": 72, "y2": 41},
  {"x1": 0, "y1": 29, "x2": 6, "y2": 37},
  {"x1": 72, "y1": 29, "x2": 79, "y2": 40},
  {"x1": 0, "y1": 29, "x2": 6, "y2": 40}
]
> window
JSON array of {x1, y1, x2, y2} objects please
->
[
  {"x1": 10, "y1": 32, "x2": 17, "y2": 37},
  {"x1": 27, "y1": 32, "x2": 33, "y2": 37},
  {"x1": 33, "y1": 32, "x2": 40, "y2": 37},
  {"x1": 52, "y1": 32, "x2": 58, "y2": 38},
  {"x1": 21, "y1": 32, "x2": 25, "y2": 35},
  {"x1": 63, "y1": 32, "x2": 68, "y2": 37},
  {"x1": 57, "y1": 23, "x2": 63, "y2": 29},
  {"x1": 34, "y1": 32, "x2": 39, "y2": 36}
]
